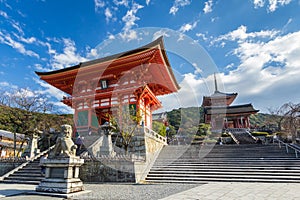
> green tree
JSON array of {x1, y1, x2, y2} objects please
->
[
  {"x1": 197, "y1": 123, "x2": 211, "y2": 136},
  {"x1": 152, "y1": 121, "x2": 167, "y2": 136},
  {"x1": 109, "y1": 105, "x2": 142, "y2": 153}
]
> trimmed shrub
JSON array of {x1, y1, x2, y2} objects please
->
[{"x1": 251, "y1": 131, "x2": 269, "y2": 136}]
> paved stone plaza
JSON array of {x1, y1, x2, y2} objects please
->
[{"x1": 1, "y1": 182, "x2": 300, "y2": 199}]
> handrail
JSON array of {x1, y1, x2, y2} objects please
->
[
  {"x1": 274, "y1": 138, "x2": 300, "y2": 158},
  {"x1": 245, "y1": 130, "x2": 258, "y2": 141},
  {"x1": 227, "y1": 131, "x2": 240, "y2": 145}
]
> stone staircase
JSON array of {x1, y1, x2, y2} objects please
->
[
  {"x1": 145, "y1": 144, "x2": 300, "y2": 183},
  {"x1": 0, "y1": 148, "x2": 53, "y2": 185},
  {"x1": 1, "y1": 159, "x2": 44, "y2": 184},
  {"x1": 227, "y1": 128, "x2": 257, "y2": 144}
]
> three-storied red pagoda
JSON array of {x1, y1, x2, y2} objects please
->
[{"x1": 202, "y1": 74, "x2": 259, "y2": 130}]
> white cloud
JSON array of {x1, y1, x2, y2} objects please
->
[
  {"x1": 17, "y1": 35, "x2": 37, "y2": 44},
  {"x1": 177, "y1": 33, "x2": 185, "y2": 41},
  {"x1": 158, "y1": 28, "x2": 300, "y2": 113},
  {"x1": 120, "y1": 30, "x2": 139, "y2": 42},
  {"x1": 169, "y1": 0, "x2": 191, "y2": 15},
  {"x1": 0, "y1": 10, "x2": 9, "y2": 19},
  {"x1": 86, "y1": 47, "x2": 99, "y2": 59},
  {"x1": 34, "y1": 64, "x2": 44, "y2": 71},
  {"x1": 252, "y1": 0, "x2": 292, "y2": 12},
  {"x1": 49, "y1": 38, "x2": 87, "y2": 70},
  {"x1": 35, "y1": 78, "x2": 66, "y2": 100},
  {"x1": 0, "y1": 31, "x2": 39, "y2": 58},
  {"x1": 212, "y1": 28, "x2": 300, "y2": 112},
  {"x1": 113, "y1": 0, "x2": 129, "y2": 7},
  {"x1": 193, "y1": 64, "x2": 202, "y2": 74},
  {"x1": 16, "y1": 10, "x2": 26, "y2": 18},
  {"x1": 253, "y1": 0, "x2": 265, "y2": 8},
  {"x1": 120, "y1": 3, "x2": 144, "y2": 41},
  {"x1": 225, "y1": 63, "x2": 235, "y2": 69},
  {"x1": 213, "y1": 25, "x2": 279, "y2": 45},
  {"x1": 105, "y1": 7, "x2": 113, "y2": 22},
  {"x1": 10, "y1": 20, "x2": 24, "y2": 35},
  {"x1": 34, "y1": 78, "x2": 74, "y2": 114},
  {"x1": 196, "y1": 32, "x2": 208, "y2": 41},
  {"x1": 0, "y1": 82, "x2": 10, "y2": 87},
  {"x1": 282, "y1": 18, "x2": 292, "y2": 31},
  {"x1": 94, "y1": 0, "x2": 105, "y2": 11},
  {"x1": 52, "y1": 101, "x2": 74, "y2": 114},
  {"x1": 158, "y1": 73, "x2": 204, "y2": 111},
  {"x1": 269, "y1": 0, "x2": 292, "y2": 12},
  {"x1": 122, "y1": 3, "x2": 143, "y2": 32},
  {"x1": 179, "y1": 21, "x2": 197, "y2": 33},
  {"x1": 203, "y1": 0, "x2": 213, "y2": 14},
  {"x1": 146, "y1": 0, "x2": 151, "y2": 5},
  {"x1": 152, "y1": 30, "x2": 170, "y2": 41},
  {"x1": 108, "y1": 34, "x2": 116, "y2": 40}
]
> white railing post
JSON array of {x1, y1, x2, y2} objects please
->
[{"x1": 276, "y1": 138, "x2": 300, "y2": 159}]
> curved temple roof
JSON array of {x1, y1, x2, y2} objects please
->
[
  {"x1": 205, "y1": 103, "x2": 259, "y2": 115},
  {"x1": 36, "y1": 36, "x2": 180, "y2": 96}
]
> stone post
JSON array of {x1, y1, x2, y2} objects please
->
[
  {"x1": 99, "y1": 122, "x2": 116, "y2": 157},
  {"x1": 23, "y1": 129, "x2": 41, "y2": 159}
]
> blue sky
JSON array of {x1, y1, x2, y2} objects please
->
[{"x1": 1, "y1": 0, "x2": 300, "y2": 113}]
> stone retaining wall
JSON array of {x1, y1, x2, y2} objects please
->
[
  {"x1": 79, "y1": 159, "x2": 135, "y2": 182},
  {"x1": 0, "y1": 162, "x2": 23, "y2": 176}
]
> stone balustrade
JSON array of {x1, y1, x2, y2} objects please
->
[{"x1": 144, "y1": 127, "x2": 167, "y2": 145}]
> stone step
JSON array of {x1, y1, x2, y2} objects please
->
[
  {"x1": 149, "y1": 168, "x2": 300, "y2": 173},
  {"x1": 148, "y1": 171, "x2": 300, "y2": 176},
  {"x1": 15, "y1": 169, "x2": 41, "y2": 173},
  {"x1": 163, "y1": 144, "x2": 280, "y2": 148},
  {"x1": 146, "y1": 177, "x2": 300, "y2": 183},
  {"x1": 155, "y1": 158, "x2": 300, "y2": 162},
  {"x1": 21, "y1": 166, "x2": 41, "y2": 170},
  {"x1": 10, "y1": 172, "x2": 43, "y2": 177},
  {"x1": 161, "y1": 146, "x2": 285, "y2": 150},
  {"x1": 4, "y1": 176, "x2": 44, "y2": 181},
  {"x1": 146, "y1": 173, "x2": 300, "y2": 180},
  {"x1": 157, "y1": 154, "x2": 292, "y2": 158},
  {"x1": 153, "y1": 165, "x2": 300, "y2": 169},
  {"x1": 158, "y1": 151, "x2": 292, "y2": 156},
  {"x1": 153, "y1": 162, "x2": 300, "y2": 166},
  {"x1": 1, "y1": 179, "x2": 41, "y2": 185},
  {"x1": 145, "y1": 178, "x2": 300, "y2": 183},
  {"x1": 161, "y1": 147, "x2": 290, "y2": 151},
  {"x1": 152, "y1": 162, "x2": 300, "y2": 166}
]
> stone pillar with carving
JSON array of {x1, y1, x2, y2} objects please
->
[{"x1": 36, "y1": 124, "x2": 84, "y2": 194}]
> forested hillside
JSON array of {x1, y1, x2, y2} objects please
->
[{"x1": 0, "y1": 105, "x2": 73, "y2": 134}]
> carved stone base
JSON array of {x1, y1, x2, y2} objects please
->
[{"x1": 36, "y1": 157, "x2": 84, "y2": 194}]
